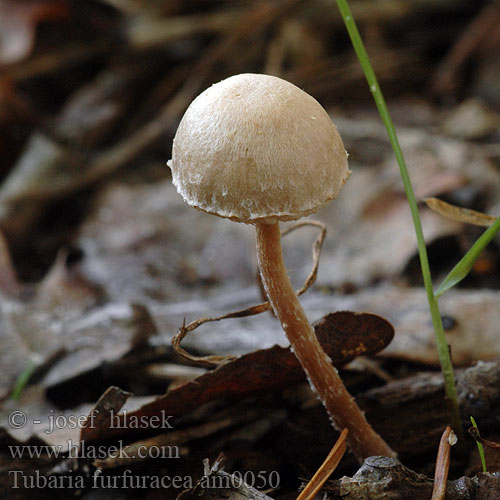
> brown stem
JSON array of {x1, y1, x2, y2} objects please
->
[{"x1": 255, "y1": 221, "x2": 395, "y2": 462}]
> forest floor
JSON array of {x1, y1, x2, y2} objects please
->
[{"x1": 0, "y1": 1, "x2": 500, "y2": 498}]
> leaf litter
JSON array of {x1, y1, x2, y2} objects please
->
[{"x1": 1, "y1": 1, "x2": 500, "y2": 498}]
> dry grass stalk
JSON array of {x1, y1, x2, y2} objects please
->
[
  {"x1": 296, "y1": 428, "x2": 348, "y2": 500},
  {"x1": 431, "y1": 426, "x2": 457, "y2": 500}
]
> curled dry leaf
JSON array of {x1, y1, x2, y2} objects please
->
[
  {"x1": 425, "y1": 197, "x2": 498, "y2": 227},
  {"x1": 152, "y1": 285, "x2": 500, "y2": 367}
]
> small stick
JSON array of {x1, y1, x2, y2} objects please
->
[
  {"x1": 296, "y1": 429, "x2": 348, "y2": 500},
  {"x1": 431, "y1": 426, "x2": 457, "y2": 500}
]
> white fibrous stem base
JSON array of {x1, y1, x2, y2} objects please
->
[{"x1": 255, "y1": 222, "x2": 395, "y2": 462}]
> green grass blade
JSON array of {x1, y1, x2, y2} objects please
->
[
  {"x1": 334, "y1": 0, "x2": 462, "y2": 435},
  {"x1": 435, "y1": 217, "x2": 500, "y2": 297},
  {"x1": 10, "y1": 359, "x2": 37, "y2": 401},
  {"x1": 470, "y1": 416, "x2": 487, "y2": 472}
]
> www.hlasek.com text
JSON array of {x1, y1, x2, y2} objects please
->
[{"x1": 9, "y1": 440, "x2": 180, "y2": 461}]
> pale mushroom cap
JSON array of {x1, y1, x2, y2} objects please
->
[{"x1": 168, "y1": 73, "x2": 350, "y2": 224}]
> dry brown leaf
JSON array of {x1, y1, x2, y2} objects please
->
[
  {"x1": 0, "y1": 290, "x2": 156, "y2": 398},
  {"x1": 376, "y1": 288, "x2": 500, "y2": 365},
  {"x1": 425, "y1": 197, "x2": 497, "y2": 227},
  {"x1": 299, "y1": 287, "x2": 500, "y2": 366},
  {"x1": 81, "y1": 311, "x2": 393, "y2": 441},
  {"x1": 77, "y1": 181, "x2": 257, "y2": 305},
  {"x1": 442, "y1": 99, "x2": 500, "y2": 139},
  {"x1": 0, "y1": 384, "x2": 93, "y2": 446}
]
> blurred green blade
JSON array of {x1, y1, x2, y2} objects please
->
[
  {"x1": 10, "y1": 359, "x2": 37, "y2": 401},
  {"x1": 435, "y1": 216, "x2": 500, "y2": 297},
  {"x1": 470, "y1": 416, "x2": 487, "y2": 473}
]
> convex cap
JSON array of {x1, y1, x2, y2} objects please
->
[{"x1": 168, "y1": 73, "x2": 350, "y2": 224}]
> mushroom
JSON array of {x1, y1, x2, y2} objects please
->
[{"x1": 168, "y1": 73, "x2": 394, "y2": 461}]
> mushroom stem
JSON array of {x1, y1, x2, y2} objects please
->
[{"x1": 255, "y1": 221, "x2": 395, "y2": 462}]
